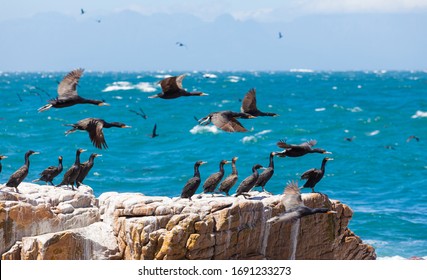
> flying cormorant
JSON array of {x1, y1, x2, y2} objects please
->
[
  {"x1": 5, "y1": 150, "x2": 39, "y2": 192},
  {"x1": 64, "y1": 118, "x2": 131, "y2": 149},
  {"x1": 268, "y1": 181, "x2": 337, "y2": 224},
  {"x1": 240, "y1": 88, "x2": 278, "y2": 117},
  {"x1": 38, "y1": 68, "x2": 109, "y2": 112},
  {"x1": 202, "y1": 159, "x2": 230, "y2": 196},
  {"x1": 56, "y1": 148, "x2": 86, "y2": 190},
  {"x1": 218, "y1": 157, "x2": 238, "y2": 196},
  {"x1": 148, "y1": 74, "x2": 208, "y2": 99},
  {"x1": 33, "y1": 156, "x2": 63, "y2": 185},
  {"x1": 181, "y1": 160, "x2": 207, "y2": 200},
  {"x1": 235, "y1": 164, "x2": 264, "y2": 198},
  {"x1": 76, "y1": 153, "x2": 101, "y2": 187},
  {"x1": 0, "y1": 155, "x2": 7, "y2": 173},
  {"x1": 254, "y1": 152, "x2": 276, "y2": 192},
  {"x1": 300, "y1": 157, "x2": 333, "y2": 193},
  {"x1": 198, "y1": 111, "x2": 255, "y2": 132},
  {"x1": 275, "y1": 139, "x2": 331, "y2": 157}
]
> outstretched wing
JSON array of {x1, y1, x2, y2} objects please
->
[
  {"x1": 87, "y1": 119, "x2": 108, "y2": 149},
  {"x1": 211, "y1": 113, "x2": 247, "y2": 132},
  {"x1": 301, "y1": 168, "x2": 318, "y2": 180},
  {"x1": 159, "y1": 74, "x2": 185, "y2": 93},
  {"x1": 241, "y1": 88, "x2": 258, "y2": 114},
  {"x1": 282, "y1": 181, "x2": 304, "y2": 210},
  {"x1": 57, "y1": 68, "x2": 84, "y2": 99}
]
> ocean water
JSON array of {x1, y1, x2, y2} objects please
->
[{"x1": 1, "y1": 70, "x2": 427, "y2": 258}]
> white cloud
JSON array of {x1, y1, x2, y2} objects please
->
[{"x1": 301, "y1": 0, "x2": 427, "y2": 13}]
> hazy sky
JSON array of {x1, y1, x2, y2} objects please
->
[
  {"x1": 2, "y1": 0, "x2": 427, "y2": 22},
  {"x1": 1, "y1": 1, "x2": 426, "y2": 71}
]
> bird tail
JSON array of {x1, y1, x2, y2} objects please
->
[{"x1": 37, "y1": 104, "x2": 52, "y2": 112}]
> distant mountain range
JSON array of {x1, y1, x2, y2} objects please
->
[{"x1": 0, "y1": 11, "x2": 426, "y2": 71}]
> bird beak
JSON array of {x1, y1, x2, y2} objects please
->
[
  {"x1": 201, "y1": 161, "x2": 207, "y2": 165},
  {"x1": 200, "y1": 93, "x2": 209, "y2": 96},
  {"x1": 248, "y1": 115, "x2": 256, "y2": 119},
  {"x1": 96, "y1": 154, "x2": 102, "y2": 157},
  {"x1": 323, "y1": 151, "x2": 332, "y2": 154},
  {"x1": 327, "y1": 158, "x2": 334, "y2": 161},
  {"x1": 33, "y1": 152, "x2": 40, "y2": 155},
  {"x1": 0, "y1": 156, "x2": 7, "y2": 159},
  {"x1": 81, "y1": 149, "x2": 87, "y2": 152},
  {"x1": 122, "y1": 125, "x2": 132, "y2": 128},
  {"x1": 99, "y1": 102, "x2": 110, "y2": 106},
  {"x1": 198, "y1": 117, "x2": 210, "y2": 125}
]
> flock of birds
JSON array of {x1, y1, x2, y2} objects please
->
[{"x1": 1, "y1": 67, "x2": 336, "y2": 223}]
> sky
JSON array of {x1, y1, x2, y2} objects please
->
[{"x1": 1, "y1": 0, "x2": 427, "y2": 71}]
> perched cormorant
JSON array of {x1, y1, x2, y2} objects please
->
[
  {"x1": 148, "y1": 74, "x2": 208, "y2": 99},
  {"x1": 300, "y1": 157, "x2": 333, "y2": 193},
  {"x1": 254, "y1": 152, "x2": 276, "y2": 192},
  {"x1": 202, "y1": 159, "x2": 230, "y2": 196},
  {"x1": 235, "y1": 164, "x2": 264, "y2": 198},
  {"x1": 0, "y1": 155, "x2": 7, "y2": 173},
  {"x1": 240, "y1": 88, "x2": 278, "y2": 117},
  {"x1": 198, "y1": 111, "x2": 255, "y2": 132},
  {"x1": 268, "y1": 181, "x2": 336, "y2": 224},
  {"x1": 76, "y1": 153, "x2": 101, "y2": 187},
  {"x1": 218, "y1": 157, "x2": 238, "y2": 196},
  {"x1": 5, "y1": 150, "x2": 39, "y2": 192},
  {"x1": 56, "y1": 148, "x2": 86, "y2": 190},
  {"x1": 33, "y1": 156, "x2": 63, "y2": 185},
  {"x1": 38, "y1": 68, "x2": 109, "y2": 112},
  {"x1": 181, "y1": 160, "x2": 207, "y2": 200},
  {"x1": 64, "y1": 118, "x2": 131, "y2": 149},
  {"x1": 275, "y1": 139, "x2": 331, "y2": 157}
]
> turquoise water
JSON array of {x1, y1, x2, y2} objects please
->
[{"x1": 1, "y1": 70, "x2": 427, "y2": 258}]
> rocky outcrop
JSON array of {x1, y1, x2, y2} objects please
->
[{"x1": 1, "y1": 183, "x2": 376, "y2": 260}]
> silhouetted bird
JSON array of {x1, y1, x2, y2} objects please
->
[
  {"x1": 129, "y1": 107, "x2": 147, "y2": 119},
  {"x1": 33, "y1": 156, "x2": 63, "y2": 185},
  {"x1": 5, "y1": 150, "x2": 39, "y2": 192},
  {"x1": 241, "y1": 88, "x2": 278, "y2": 117},
  {"x1": 218, "y1": 157, "x2": 238, "y2": 196},
  {"x1": 64, "y1": 118, "x2": 131, "y2": 149},
  {"x1": 81, "y1": 9, "x2": 85, "y2": 15},
  {"x1": 235, "y1": 164, "x2": 264, "y2": 198},
  {"x1": 148, "y1": 74, "x2": 208, "y2": 99},
  {"x1": 254, "y1": 152, "x2": 276, "y2": 192},
  {"x1": 181, "y1": 160, "x2": 207, "y2": 200},
  {"x1": 278, "y1": 32, "x2": 283, "y2": 39},
  {"x1": 176, "y1": 42, "x2": 187, "y2": 48},
  {"x1": 300, "y1": 157, "x2": 333, "y2": 193},
  {"x1": 203, "y1": 159, "x2": 230, "y2": 196},
  {"x1": 56, "y1": 148, "x2": 86, "y2": 190},
  {"x1": 76, "y1": 153, "x2": 101, "y2": 187},
  {"x1": 0, "y1": 155, "x2": 7, "y2": 173},
  {"x1": 268, "y1": 181, "x2": 336, "y2": 224},
  {"x1": 151, "y1": 124, "x2": 159, "y2": 138},
  {"x1": 38, "y1": 68, "x2": 109, "y2": 112},
  {"x1": 276, "y1": 139, "x2": 331, "y2": 157},
  {"x1": 198, "y1": 111, "x2": 255, "y2": 132},
  {"x1": 406, "y1": 135, "x2": 420, "y2": 142}
]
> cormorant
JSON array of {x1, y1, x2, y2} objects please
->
[
  {"x1": 5, "y1": 150, "x2": 39, "y2": 192},
  {"x1": 240, "y1": 88, "x2": 278, "y2": 117},
  {"x1": 218, "y1": 157, "x2": 238, "y2": 196},
  {"x1": 33, "y1": 156, "x2": 63, "y2": 185},
  {"x1": 202, "y1": 159, "x2": 230, "y2": 196},
  {"x1": 148, "y1": 74, "x2": 208, "y2": 99},
  {"x1": 406, "y1": 135, "x2": 420, "y2": 142},
  {"x1": 64, "y1": 118, "x2": 131, "y2": 149},
  {"x1": 56, "y1": 148, "x2": 86, "y2": 190},
  {"x1": 268, "y1": 181, "x2": 336, "y2": 224},
  {"x1": 129, "y1": 107, "x2": 147, "y2": 119},
  {"x1": 151, "y1": 124, "x2": 159, "y2": 138},
  {"x1": 76, "y1": 153, "x2": 101, "y2": 187},
  {"x1": 275, "y1": 139, "x2": 331, "y2": 157},
  {"x1": 0, "y1": 155, "x2": 7, "y2": 173},
  {"x1": 181, "y1": 160, "x2": 207, "y2": 200},
  {"x1": 198, "y1": 111, "x2": 255, "y2": 132},
  {"x1": 278, "y1": 32, "x2": 283, "y2": 39},
  {"x1": 300, "y1": 157, "x2": 333, "y2": 193},
  {"x1": 38, "y1": 68, "x2": 109, "y2": 112},
  {"x1": 235, "y1": 164, "x2": 264, "y2": 198},
  {"x1": 254, "y1": 152, "x2": 276, "y2": 192}
]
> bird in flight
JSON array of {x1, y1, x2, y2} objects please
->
[
  {"x1": 81, "y1": 9, "x2": 85, "y2": 15},
  {"x1": 278, "y1": 32, "x2": 283, "y2": 39},
  {"x1": 129, "y1": 107, "x2": 148, "y2": 119}
]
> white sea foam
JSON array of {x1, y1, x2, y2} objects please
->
[
  {"x1": 203, "y1": 73, "x2": 217, "y2": 79},
  {"x1": 367, "y1": 130, "x2": 380, "y2": 136},
  {"x1": 240, "y1": 130, "x2": 272, "y2": 144},
  {"x1": 189, "y1": 125, "x2": 220, "y2": 134},
  {"x1": 289, "y1": 69, "x2": 314, "y2": 73},
  {"x1": 315, "y1": 107, "x2": 326, "y2": 112},
  {"x1": 347, "y1": 106, "x2": 363, "y2": 112},
  {"x1": 102, "y1": 81, "x2": 157, "y2": 92},
  {"x1": 227, "y1": 75, "x2": 245, "y2": 83},
  {"x1": 411, "y1": 110, "x2": 427, "y2": 119}
]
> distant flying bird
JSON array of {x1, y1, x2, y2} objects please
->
[
  {"x1": 176, "y1": 42, "x2": 187, "y2": 48},
  {"x1": 96, "y1": 19, "x2": 101, "y2": 23},
  {"x1": 276, "y1": 139, "x2": 331, "y2": 157},
  {"x1": 344, "y1": 136, "x2": 355, "y2": 142},
  {"x1": 198, "y1": 111, "x2": 255, "y2": 132},
  {"x1": 150, "y1": 123, "x2": 159, "y2": 138},
  {"x1": 64, "y1": 118, "x2": 131, "y2": 149},
  {"x1": 81, "y1": 9, "x2": 85, "y2": 15},
  {"x1": 38, "y1": 68, "x2": 109, "y2": 112},
  {"x1": 33, "y1": 156, "x2": 63, "y2": 185},
  {"x1": 129, "y1": 107, "x2": 148, "y2": 119},
  {"x1": 268, "y1": 181, "x2": 337, "y2": 224},
  {"x1": 240, "y1": 88, "x2": 278, "y2": 117},
  {"x1": 148, "y1": 74, "x2": 208, "y2": 99},
  {"x1": 300, "y1": 157, "x2": 333, "y2": 193},
  {"x1": 278, "y1": 32, "x2": 283, "y2": 39},
  {"x1": 406, "y1": 135, "x2": 420, "y2": 142},
  {"x1": 5, "y1": 150, "x2": 39, "y2": 192}
]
